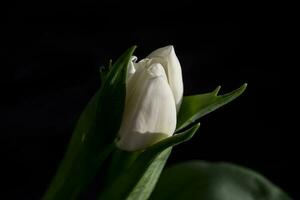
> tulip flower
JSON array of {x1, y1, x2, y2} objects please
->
[
  {"x1": 117, "y1": 45, "x2": 183, "y2": 151},
  {"x1": 43, "y1": 45, "x2": 250, "y2": 200}
]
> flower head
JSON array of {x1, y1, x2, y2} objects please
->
[{"x1": 117, "y1": 46, "x2": 183, "y2": 151}]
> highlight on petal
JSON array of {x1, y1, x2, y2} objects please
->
[
  {"x1": 147, "y1": 45, "x2": 183, "y2": 111},
  {"x1": 117, "y1": 63, "x2": 177, "y2": 151}
]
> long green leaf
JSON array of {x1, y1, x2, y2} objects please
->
[
  {"x1": 126, "y1": 148, "x2": 171, "y2": 200},
  {"x1": 98, "y1": 123, "x2": 200, "y2": 200},
  {"x1": 42, "y1": 46, "x2": 136, "y2": 200},
  {"x1": 177, "y1": 83, "x2": 247, "y2": 131},
  {"x1": 150, "y1": 161, "x2": 292, "y2": 200}
]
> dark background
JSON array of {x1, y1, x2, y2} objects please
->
[{"x1": 1, "y1": 2, "x2": 294, "y2": 200}]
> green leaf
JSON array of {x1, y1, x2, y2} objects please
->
[
  {"x1": 150, "y1": 161, "x2": 292, "y2": 200},
  {"x1": 177, "y1": 83, "x2": 247, "y2": 131},
  {"x1": 42, "y1": 46, "x2": 136, "y2": 200},
  {"x1": 126, "y1": 148, "x2": 171, "y2": 200},
  {"x1": 98, "y1": 123, "x2": 200, "y2": 200},
  {"x1": 99, "y1": 59, "x2": 113, "y2": 82}
]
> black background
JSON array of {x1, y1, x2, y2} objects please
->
[{"x1": 1, "y1": 2, "x2": 294, "y2": 200}]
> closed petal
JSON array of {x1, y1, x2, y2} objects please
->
[
  {"x1": 126, "y1": 56, "x2": 137, "y2": 83},
  {"x1": 147, "y1": 45, "x2": 183, "y2": 111},
  {"x1": 117, "y1": 63, "x2": 177, "y2": 151},
  {"x1": 125, "y1": 58, "x2": 149, "y2": 103}
]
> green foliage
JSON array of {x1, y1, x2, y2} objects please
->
[
  {"x1": 177, "y1": 83, "x2": 247, "y2": 131},
  {"x1": 150, "y1": 161, "x2": 292, "y2": 200},
  {"x1": 42, "y1": 46, "x2": 290, "y2": 200},
  {"x1": 98, "y1": 123, "x2": 200, "y2": 200},
  {"x1": 42, "y1": 46, "x2": 136, "y2": 200}
]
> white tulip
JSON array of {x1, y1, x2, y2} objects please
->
[{"x1": 117, "y1": 46, "x2": 183, "y2": 151}]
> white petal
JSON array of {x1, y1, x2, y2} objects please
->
[
  {"x1": 117, "y1": 63, "x2": 177, "y2": 151},
  {"x1": 147, "y1": 45, "x2": 183, "y2": 111},
  {"x1": 126, "y1": 56, "x2": 138, "y2": 84},
  {"x1": 125, "y1": 58, "x2": 149, "y2": 103}
]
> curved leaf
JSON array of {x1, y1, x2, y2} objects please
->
[
  {"x1": 150, "y1": 161, "x2": 292, "y2": 200},
  {"x1": 42, "y1": 46, "x2": 136, "y2": 200},
  {"x1": 177, "y1": 83, "x2": 247, "y2": 131},
  {"x1": 98, "y1": 123, "x2": 200, "y2": 200}
]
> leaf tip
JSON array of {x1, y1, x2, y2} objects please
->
[
  {"x1": 242, "y1": 83, "x2": 248, "y2": 90},
  {"x1": 194, "y1": 122, "x2": 201, "y2": 129},
  {"x1": 237, "y1": 83, "x2": 248, "y2": 95},
  {"x1": 213, "y1": 86, "x2": 222, "y2": 96},
  {"x1": 131, "y1": 45, "x2": 138, "y2": 52},
  {"x1": 185, "y1": 123, "x2": 201, "y2": 139}
]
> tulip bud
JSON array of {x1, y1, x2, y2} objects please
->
[{"x1": 117, "y1": 46, "x2": 183, "y2": 151}]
